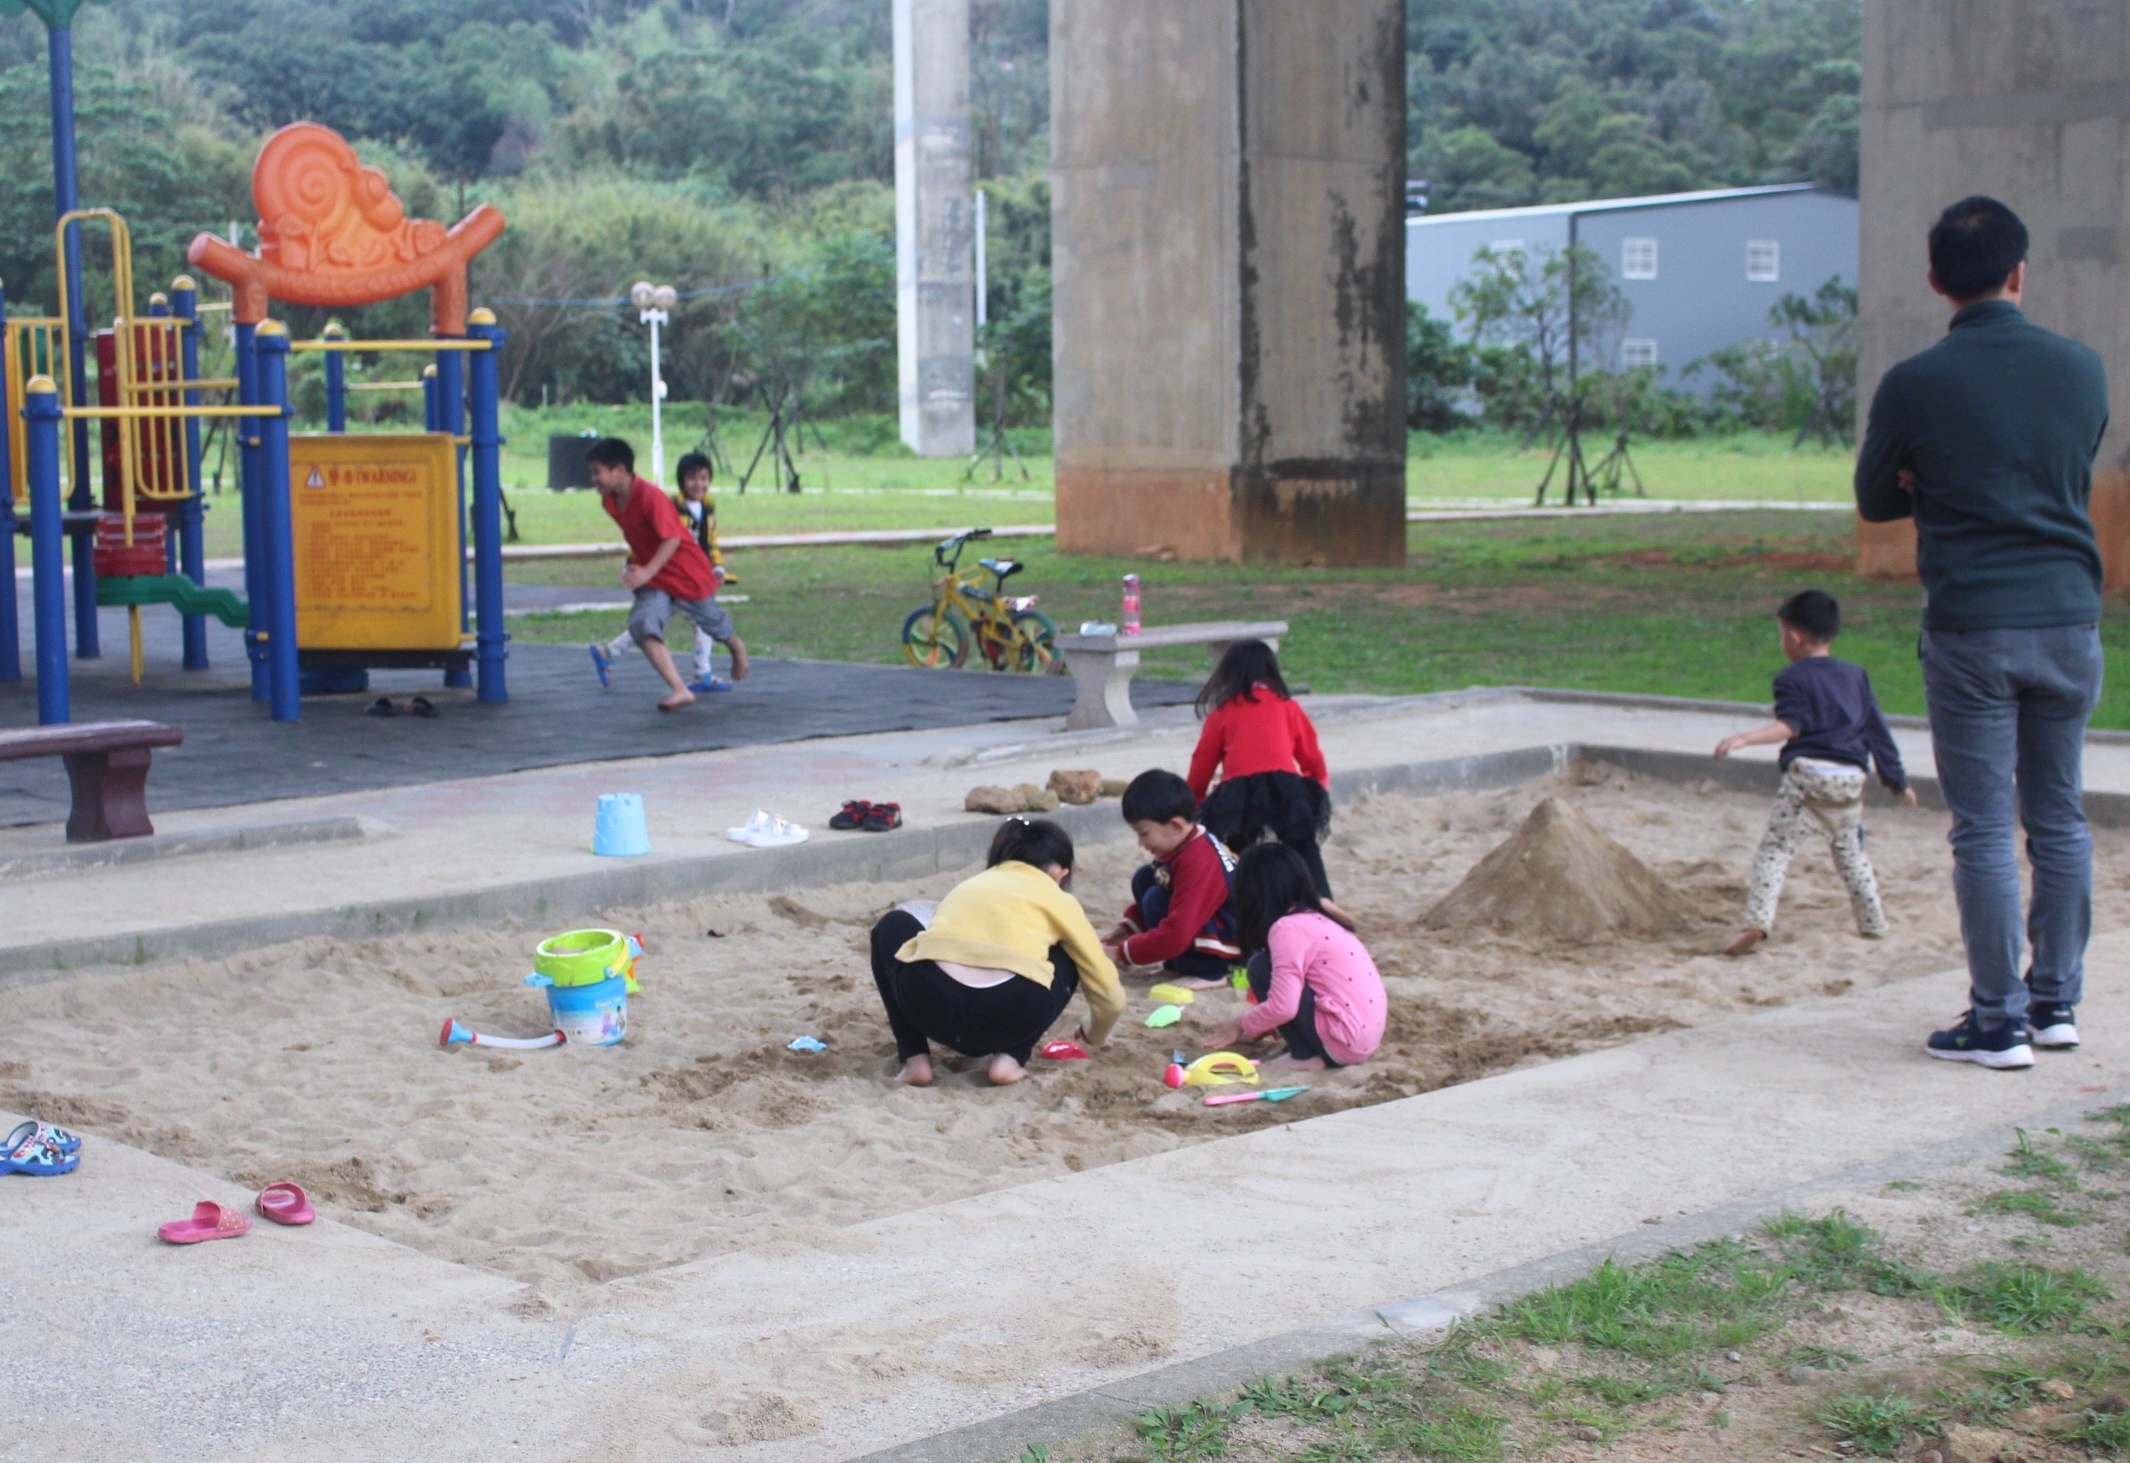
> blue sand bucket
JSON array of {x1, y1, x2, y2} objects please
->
[
  {"x1": 525, "y1": 971, "x2": 628, "y2": 1046},
  {"x1": 593, "y1": 793, "x2": 650, "y2": 857}
]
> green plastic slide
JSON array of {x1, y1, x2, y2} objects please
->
[{"x1": 94, "y1": 574, "x2": 249, "y2": 628}]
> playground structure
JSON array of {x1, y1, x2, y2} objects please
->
[{"x1": 2, "y1": 122, "x2": 510, "y2": 725}]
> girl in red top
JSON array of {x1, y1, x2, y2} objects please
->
[{"x1": 1188, "y1": 639, "x2": 1340, "y2": 902}]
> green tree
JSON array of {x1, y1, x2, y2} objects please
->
[
  {"x1": 1405, "y1": 301, "x2": 1473, "y2": 431},
  {"x1": 1451, "y1": 242, "x2": 1628, "y2": 432}
]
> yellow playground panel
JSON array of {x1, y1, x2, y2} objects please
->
[{"x1": 288, "y1": 432, "x2": 461, "y2": 652}]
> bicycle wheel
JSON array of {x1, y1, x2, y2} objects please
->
[
  {"x1": 1010, "y1": 609, "x2": 1059, "y2": 674},
  {"x1": 902, "y1": 606, "x2": 969, "y2": 668}
]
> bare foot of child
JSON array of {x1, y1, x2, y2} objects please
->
[
  {"x1": 727, "y1": 637, "x2": 751, "y2": 681},
  {"x1": 1171, "y1": 975, "x2": 1230, "y2": 990},
  {"x1": 987, "y1": 1054, "x2": 1027, "y2": 1085},
  {"x1": 1263, "y1": 1052, "x2": 1328, "y2": 1073},
  {"x1": 1724, "y1": 928, "x2": 1766, "y2": 957},
  {"x1": 657, "y1": 687, "x2": 697, "y2": 712},
  {"x1": 896, "y1": 1055, "x2": 934, "y2": 1086}
]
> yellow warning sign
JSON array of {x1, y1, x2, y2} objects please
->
[{"x1": 288, "y1": 433, "x2": 461, "y2": 651}]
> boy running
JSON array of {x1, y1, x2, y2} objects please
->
[
  {"x1": 591, "y1": 450, "x2": 740, "y2": 692},
  {"x1": 583, "y1": 438, "x2": 749, "y2": 711},
  {"x1": 1715, "y1": 590, "x2": 1915, "y2": 955}
]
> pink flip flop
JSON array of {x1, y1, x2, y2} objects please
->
[
  {"x1": 256, "y1": 1182, "x2": 314, "y2": 1226},
  {"x1": 158, "y1": 1200, "x2": 251, "y2": 1245}
]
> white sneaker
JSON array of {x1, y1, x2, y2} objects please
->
[
  {"x1": 727, "y1": 810, "x2": 773, "y2": 844},
  {"x1": 747, "y1": 816, "x2": 810, "y2": 848}
]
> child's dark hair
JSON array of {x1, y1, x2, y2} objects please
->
[
  {"x1": 1234, "y1": 842, "x2": 1349, "y2": 953},
  {"x1": 987, "y1": 817, "x2": 1075, "y2": 872},
  {"x1": 1777, "y1": 590, "x2": 1840, "y2": 644},
  {"x1": 585, "y1": 437, "x2": 635, "y2": 472},
  {"x1": 1121, "y1": 769, "x2": 1196, "y2": 826},
  {"x1": 1195, "y1": 638, "x2": 1290, "y2": 717},
  {"x1": 676, "y1": 450, "x2": 714, "y2": 484}
]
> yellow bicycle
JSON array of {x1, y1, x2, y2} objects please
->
[{"x1": 901, "y1": 528, "x2": 1060, "y2": 672}]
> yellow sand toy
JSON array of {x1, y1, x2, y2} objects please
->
[
  {"x1": 1146, "y1": 983, "x2": 1197, "y2": 1005},
  {"x1": 1182, "y1": 1052, "x2": 1258, "y2": 1087}
]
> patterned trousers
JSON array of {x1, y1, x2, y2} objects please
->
[{"x1": 1742, "y1": 758, "x2": 1887, "y2": 937}]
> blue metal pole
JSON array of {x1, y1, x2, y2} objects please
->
[
  {"x1": 255, "y1": 323, "x2": 299, "y2": 722},
  {"x1": 436, "y1": 343, "x2": 471, "y2": 688},
  {"x1": 26, "y1": 377, "x2": 68, "y2": 724},
  {"x1": 322, "y1": 321, "x2": 346, "y2": 433},
  {"x1": 235, "y1": 321, "x2": 268, "y2": 700},
  {"x1": 0, "y1": 276, "x2": 19, "y2": 686},
  {"x1": 467, "y1": 312, "x2": 508, "y2": 704},
  {"x1": 172, "y1": 276, "x2": 208, "y2": 669},
  {"x1": 47, "y1": 23, "x2": 96, "y2": 662}
]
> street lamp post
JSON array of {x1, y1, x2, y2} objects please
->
[{"x1": 630, "y1": 281, "x2": 679, "y2": 484}]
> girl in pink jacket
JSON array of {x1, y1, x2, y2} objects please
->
[{"x1": 1203, "y1": 843, "x2": 1386, "y2": 1070}]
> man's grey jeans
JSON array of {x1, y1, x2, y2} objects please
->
[{"x1": 1920, "y1": 624, "x2": 2103, "y2": 1028}]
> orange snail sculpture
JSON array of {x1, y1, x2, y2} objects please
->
[{"x1": 186, "y1": 122, "x2": 505, "y2": 333}]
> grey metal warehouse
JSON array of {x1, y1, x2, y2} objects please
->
[{"x1": 1405, "y1": 184, "x2": 1861, "y2": 388}]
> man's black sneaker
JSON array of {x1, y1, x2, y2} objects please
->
[
  {"x1": 1926, "y1": 1011, "x2": 2034, "y2": 1069},
  {"x1": 2030, "y1": 1002, "x2": 2080, "y2": 1050}
]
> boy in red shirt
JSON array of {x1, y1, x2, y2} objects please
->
[
  {"x1": 585, "y1": 438, "x2": 749, "y2": 711},
  {"x1": 1101, "y1": 769, "x2": 1242, "y2": 988}
]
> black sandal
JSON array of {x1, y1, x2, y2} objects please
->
[
  {"x1": 407, "y1": 696, "x2": 438, "y2": 719},
  {"x1": 829, "y1": 800, "x2": 872, "y2": 830},
  {"x1": 364, "y1": 697, "x2": 399, "y2": 717},
  {"x1": 861, "y1": 802, "x2": 902, "y2": 832}
]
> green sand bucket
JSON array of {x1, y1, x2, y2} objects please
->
[{"x1": 534, "y1": 929, "x2": 629, "y2": 989}]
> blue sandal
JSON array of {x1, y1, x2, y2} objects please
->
[
  {"x1": 4, "y1": 1120, "x2": 79, "y2": 1154},
  {"x1": 3, "y1": 1123, "x2": 79, "y2": 1176}
]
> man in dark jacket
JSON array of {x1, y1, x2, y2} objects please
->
[{"x1": 1856, "y1": 195, "x2": 2109, "y2": 1071}]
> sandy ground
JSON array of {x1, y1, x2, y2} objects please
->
[{"x1": 6, "y1": 761, "x2": 2124, "y2": 1298}]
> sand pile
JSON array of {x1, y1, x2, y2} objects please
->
[{"x1": 1423, "y1": 795, "x2": 1700, "y2": 941}]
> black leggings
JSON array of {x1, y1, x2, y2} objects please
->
[
  {"x1": 1244, "y1": 949, "x2": 1342, "y2": 1067},
  {"x1": 869, "y1": 910, "x2": 1080, "y2": 1066}
]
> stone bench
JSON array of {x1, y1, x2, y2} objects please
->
[
  {"x1": 0, "y1": 719, "x2": 185, "y2": 842},
  {"x1": 1054, "y1": 620, "x2": 1288, "y2": 731}
]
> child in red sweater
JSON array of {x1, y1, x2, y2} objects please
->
[
  {"x1": 1101, "y1": 769, "x2": 1241, "y2": 989},
  {"x1": 1188, "y1": 639, "x2": 1338, "y2": 901}
]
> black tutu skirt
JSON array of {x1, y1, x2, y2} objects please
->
[{"x1": 1199, "y1": 770, "x2": 1331, "y2": 850}]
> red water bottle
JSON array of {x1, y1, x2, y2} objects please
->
[{"x1": 1121, "y1": 574, "x2": 1141, "y2": 636}]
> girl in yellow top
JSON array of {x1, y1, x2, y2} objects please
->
[{"x1": 870, "y1": 818, "x2": 1124, "y2": 1086}]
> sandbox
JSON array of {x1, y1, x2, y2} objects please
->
[{"x1": 6, "y1": 761, "x2": 2121, "y2": 1298}]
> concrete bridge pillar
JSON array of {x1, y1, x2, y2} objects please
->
[
  {"x1": 893, "y1": 0, "x2": 976, "y2": 457},
  {"x1": 1050, "y1": 0, "x2": 1407, "y2": 565},
  {"x1": 1858, "y1": 0, "x2": 2130, "y2": 589}
]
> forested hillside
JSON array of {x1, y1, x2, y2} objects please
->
[{"x1": 0, "y1": 0, "x2": 1856, "y2": 421}]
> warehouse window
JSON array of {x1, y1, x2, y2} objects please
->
[
  {"x1": 1621, "y1": 237, "x2": 1658, "y2": 279},
  {"x1": 1620, "y1": 338, "x2": 1659, "y2": 369},
  {"x1": 1747, "y1": 239, "x2": 1781, "y2": 282}
]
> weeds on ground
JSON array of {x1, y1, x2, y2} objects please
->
[{"x1": 1014, "y1": 1118, "x2": 2130, "y2": 1463}]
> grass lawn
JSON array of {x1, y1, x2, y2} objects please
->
[
  {"x1": 191, "y1": 421, "x2": 1855, "y2": 557},
  {"x1": 507, "y1": 509, "x2": 2130, "y2": 731},
  {"x1": 1052, "y1": 1115, "x2": 2130, "y2": 1463}
]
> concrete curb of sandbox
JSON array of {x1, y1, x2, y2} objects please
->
[
  {"x1": 13, "y1": 735, "x2": 2130, "y2": 986},
  {"x1": 851, "y1": 1082, "x2": 2130, "y2": 1463},
  {"x1": 0, "y1": 745, "x2": 1570, "y2": 985}
]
